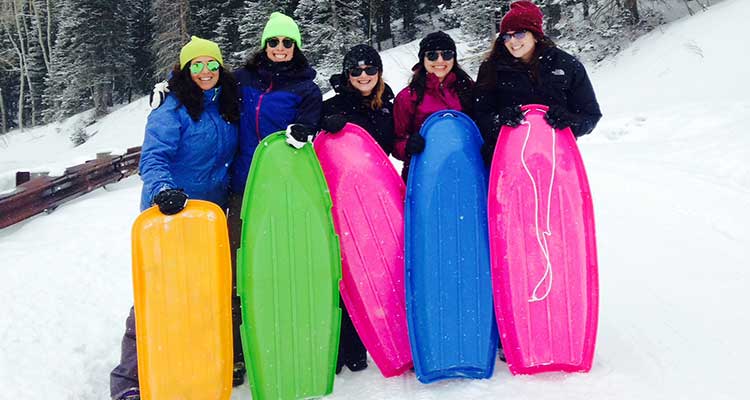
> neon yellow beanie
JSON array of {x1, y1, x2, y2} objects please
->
[
  {"x1": 261, "y1": 12, "x2": 302, "y2": 49},
  {"x1": 179, "y1": 36, "x2": 224, "y2": 69}
]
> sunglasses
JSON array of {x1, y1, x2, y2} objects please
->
[
  {"x1": 349, "y1": 66, "x2": 379, "y2": 77},
  {"x1": 501, "y1": 30, "x2": 528, "y2": 43},
  {"x1": 424, "y1": 50, "x2": 455, "y2": 62},
  {"x1": 189, "y1": 60, "x2": 220, "y2": 74},
  {"x1": 266, "y1": 37, "x2": 295, "y2": 49}
]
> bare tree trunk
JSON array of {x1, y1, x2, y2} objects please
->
[
  {"x1": 0, "y1": 87, "x2": 6, "y2": 134},
  {"x1": 18, "y1": 1, "x2": 37, "y2": 126},
  {"x1": 29, "y1": 0, "x2": 50, "y2": 72},
  {"x1": 582, "y1": 0, "x2": 590, "y2": 18},
  {"x1": 623, "y1": 0, "x2": 640, "y2": 24},
  {"x1": 45, "y1": 0, "x2": 51, "y2": 65},
  {"x1": 3, "y1": 2, "x2": 26, "y2": 131}
]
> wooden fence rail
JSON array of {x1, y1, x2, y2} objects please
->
[{"x1": 0, "y1": 147, "x2": 141, "y2": 229}]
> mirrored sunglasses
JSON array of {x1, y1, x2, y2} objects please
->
[
  {"x1": 266, "y1": 37, "x2": 295, "y2": 49},
  {"x1": 189, "y1": 60, "x2": 221, "y2": 74},
  {"x1": 424, "y1": 50, "x2": 455, "y2": 62},
  {"x1": 349, "y1": 66, "x2": 379, "y2": 77},
  {"x1": 501, "y1": 30, "x2": 528, "y2": 43}
]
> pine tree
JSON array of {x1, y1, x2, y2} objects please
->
[
  {"x1": 151, "y1": 0, "x2": 190, "y2": 79},
  {"x1": 294, "y1": 0, "x2": 366, "y2": 88},
  {"x1": 239, "y1": 0, "x2": 288, "y2": 57},
  {"x1": 458, "y1": 0, "x2": 504, "y2": 40}
]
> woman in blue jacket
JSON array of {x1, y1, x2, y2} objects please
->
[
  {"x1": 224, "y1": 11, "x2": 322, "y2": 385},
  {"x1": 110, "y1": 37, "x2": 239, "y2": 400}
]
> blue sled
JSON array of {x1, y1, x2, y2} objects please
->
[{"x1": 405, "y1": 110, "x2": 498, "y2": 384}]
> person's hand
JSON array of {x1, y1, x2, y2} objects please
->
[
  {"x1": 321, "y1": 114, "x2": 348, "y2": 134},
  {"x1": 149, "y1": 81, "x2": 170, "y2": 110},
  {"x1": 545, "y1": 105, "x2": 579, "y2": 133},
  {"x1": 285, "y1": 124, "x2": 317, "y2": 148},
  {"x1": 497, "y1": 105, "x2": 525, "y2": 127},
  {"x1": 406, "y1": 132, "x2": 426, "y2": 155},
  {"x1": 153, "y1": 189, "x2": 188, "y2": 215},
  {"x1": 480, "y1": 141, "x2": 495, "y2": 167}
]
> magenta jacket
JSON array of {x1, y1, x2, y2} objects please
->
[{"x1": 393, "y1": 72, "x2": 464, "y2": 179}]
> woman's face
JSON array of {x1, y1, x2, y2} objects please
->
[
  {"x1": 423, "y1": 50, "x2": 455, "y2": 81},
  {"x1": 348, "y1": 65, "x2": 379, "y2": 96},
  {"x1": 265, "y1": 36, "x2": 295, "y2": 62},
  {"x1": 503, "y1": 30, "x2": 536, "y2": 63},
  {"x1": 189, "y1": 56, "x2": 220, "y2": 91}
]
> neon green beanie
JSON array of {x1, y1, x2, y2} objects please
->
[
  {"x1": 179, "y1": 36, "x2": 224, "y2": 69},
  {"x1": 261, "y1": 12, "x2": 302, "y2": 49}
]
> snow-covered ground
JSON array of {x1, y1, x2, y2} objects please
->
[{"x1": 1, "y1": 1, "x2": 749, "y2": 398}]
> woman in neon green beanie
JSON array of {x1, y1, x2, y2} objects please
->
[
  {"x1": 225, "y1": 9, "x2": 323, "y2": 336},
  {"x1": 110, "y1": 36, "x2": 240, "y2": 400}
]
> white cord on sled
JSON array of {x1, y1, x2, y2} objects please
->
[{"x1": 519, "y1": 112, "x2": 557, "y2": 303}]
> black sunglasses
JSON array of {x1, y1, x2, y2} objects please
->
[
  {"x1": 349, "y1": 66, "x2": 379, "y2": 77},
  {"x1": 424, "y1": 50, "x2": 455, "y2": 62},
  {"x1": 501, "y1": 30, "x2": 528, "y2": 43},
  {"x1": 266, "y1": 37, "x2": 295, "y2": 49}
]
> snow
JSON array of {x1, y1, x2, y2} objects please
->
[{"x1": 1, "y1": 1, "x2": 749, "y2": 398}]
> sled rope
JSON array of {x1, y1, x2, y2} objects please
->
[{"x1": 520, "y1": 113, "x2": 557, "y2": 303}]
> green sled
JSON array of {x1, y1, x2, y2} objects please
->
[{"x1": 237, "y1": 132, "x2": 341, "y2": 400}]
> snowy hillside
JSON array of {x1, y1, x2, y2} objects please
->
[{"x1": 1, "y1": 1, "x2": 749, "y2": 398}]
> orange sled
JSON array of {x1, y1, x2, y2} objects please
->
[{"x1": 131, "y1": 200, "x2": 233, "y2": 400}]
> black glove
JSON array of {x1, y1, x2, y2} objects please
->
[
  {"x1": 288, "y1": 124, "x2": 317, "y2": 142},
  {"x1": 320, "y1": 114, "x2": 348, "y2": 134},
  {"x1": 405, "y1": 132, "x2": 426, "y2": 155},
  {"x1": 497, "y1": 105, "x2": 525, "y2": 128},
  {"x1": 153, "y1": 189, "x2": 188, "y2": 215},
  {"x1": 480, "y1": 141, "x2": 495, "y2": 167},
  {"x1": 545, "y1": 105, "x2": 580, "y2": 134}
]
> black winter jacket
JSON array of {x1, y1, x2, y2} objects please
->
[
  {"x1": 321, "y1": 73, "x2": 396, "y2": 155},
  {"x1": 474, "y1": 46, "x2": 602, "y2": 143}
]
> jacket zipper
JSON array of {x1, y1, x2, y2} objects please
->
[{"x1": 255, "y1": 82, "x2": 274, "y2": 142}]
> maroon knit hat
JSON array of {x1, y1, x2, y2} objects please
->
[{"x1": 500, "y1": 1, "x2": 544, "y2": 37}]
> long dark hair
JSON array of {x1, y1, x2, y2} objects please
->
[
  {"x1": 167, "y1": 63, "x2": 240, "y2": 123},
  {"x1": 243, "y1": 45, "x2": 311, "y2": 73},
  {"x1": 408, "y1": 61, "x2": 475, "y2": 112},
  {"x1": 477, "y1": 32, "x2": 556, "y2": 89}
]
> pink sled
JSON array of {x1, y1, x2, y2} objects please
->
[
  {"x1": 314, "y1": 123, "x2": 413, "y2": 377},
  {"x1": 488, "y1": 104, "x2": 599, "y2": 375}
]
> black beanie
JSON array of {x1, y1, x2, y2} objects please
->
[
  {"x1": 342, "y1": 44, "x2": 383, "y2": 75},
  {"x1": 418, "y1": 31, "x2": 457, "y2": 62}
]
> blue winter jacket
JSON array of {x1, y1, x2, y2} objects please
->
[
  {"x1": 139, "y1": 88, "x2": 238, "y2": 211},
  {"x1": 231, "y1": 61, "x2": 322, "y2": 192}
]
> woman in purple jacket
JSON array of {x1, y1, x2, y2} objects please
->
[
  {"x1": 225, "y1": 11, "x2": 322, "y2": 385},
  {"x1": 392, "y1": 31, "x2": 474, "y2": 181}
]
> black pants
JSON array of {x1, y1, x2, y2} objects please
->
[{"x1": 338, "y1": 300, "x2": 367, "y2": 367}]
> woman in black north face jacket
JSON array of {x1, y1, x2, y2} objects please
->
[
  {"x1": 319, "y1": 44, "x2": 395, "y2": 156},
  {"x1": 474, "y1": 0, "x2": 602, "y2": 165},
  {"x1": 318, "y1": 44, "x2": 396, "y2": 375}
]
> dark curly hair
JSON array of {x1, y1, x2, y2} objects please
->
[
  {"x1": 476, "y1": 32, "x2": 556, "y2": 90},
  {"x1": 407, "y1": 60, "x2": 475, "y2": 114},
  {"x1": 167, "y1": 63, "x2": 240, "y2": 123}
]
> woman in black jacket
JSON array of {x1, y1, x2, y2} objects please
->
[
  {"x1": 474, "y1": 0, "x2": 602, "y2": 165},
  {"x1": 318, "y1": 44, "x2": 396, "y2": 374},
  {"x1": 320, "y1": 44, "x2": 395, "y2": 156}
]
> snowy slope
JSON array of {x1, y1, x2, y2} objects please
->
[
  {"x1": 0, "y1": 98, "x2": 151, "y2": 193},
  {"x1": 2, "y1": 1, "x2": 749, "y2": 398}
]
